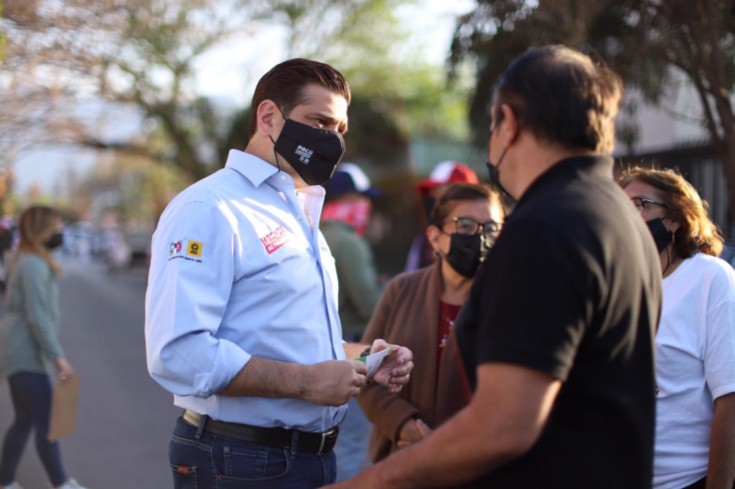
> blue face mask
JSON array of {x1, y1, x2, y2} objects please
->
[{"x1": 272, "y1": 119, "x2": 345, "y2": 185}]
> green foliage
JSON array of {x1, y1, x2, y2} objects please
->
[{"x1": 450, "y1": 0, "x2": 735, "y2": 147}]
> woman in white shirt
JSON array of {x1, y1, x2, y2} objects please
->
[{"x1": 621, "y1": 167, "x2": 735, "y2": 489}]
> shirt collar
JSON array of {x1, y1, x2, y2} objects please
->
[
  {"x1": 224, "y1": 149, "x2": 280, "y2": 187},
  {"x1": 518, "y1": 154, "x2": 614, "y2": 205}
]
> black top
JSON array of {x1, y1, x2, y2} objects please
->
[{"x1": 455, "y1": 155, "x2": 661, "y2": 489}]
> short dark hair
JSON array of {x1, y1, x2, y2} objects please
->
[
  {"x1": 431, "y1": 183, "x2": 502, "y2": 228},
  {"x1": 248, "y1": 58, "x2": 351, "y2": 140},
  {"x1": 493, "y1": 45, "x2": 622, "y2": 154}
]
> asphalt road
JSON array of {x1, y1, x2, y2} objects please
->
[{"x1": 0, "y1": 257, "x2": 179, "y2": 489}]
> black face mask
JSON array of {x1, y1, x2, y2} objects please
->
[
  {"x1": 486, "y1": 117, "x2": 513, "y2": 201},
  {"x1": 44, "y1": 232, "x2": 64, "y2": 250},
  {"x1": 646, "y1": 218, "x2": 673, "y2": 253},
  {"x1": 445, "y1": 233, "x2": 484, "y2": 278},
  {"x1": 486, "y1": 161, "x2": 513, "y2": 202},
  {"x1": 272, "y1": 119, "x2": 345, "y2": 186}
]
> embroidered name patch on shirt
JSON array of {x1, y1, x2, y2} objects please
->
[
  {"x1": 260, "y1": 226, "x2": 289, "y2": 254},
  {"x1": 169, "y1": 239, "x2": 204, "y2": 262}
]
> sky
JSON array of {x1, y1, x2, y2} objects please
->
[{"x1": 12, "y1": 0, "x2": 475, "y2": 196}]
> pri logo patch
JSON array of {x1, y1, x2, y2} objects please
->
[
  {"x1": 260, "y1": 226, "x2": 289, "y2": 254},
  {"x1": 169, "y1": 239, "x2": 203, "y2": 262}
]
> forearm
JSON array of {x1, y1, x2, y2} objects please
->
[
  {"x1": 220, "y1": 356, "x2": 308, "y2": 399},
  {"x1": 707, "y1": 394, "x2": 735, "y2": 489},
  {"x1": 333, "y1": 364, "x2": 559, "y2": 489},
  {"x1": 368, "y1": 403, "x2": 517, "y2": 488},
  {"x1": 344, "y1": 342, "x2": 369, "y2": 359}
]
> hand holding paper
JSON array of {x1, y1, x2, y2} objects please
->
[
  {"x1": 357, "y1": 346, "x2": 393, "y2": 380},
  {"x1": 361, "y1": 339, "x2": 414, "y2": 394}
]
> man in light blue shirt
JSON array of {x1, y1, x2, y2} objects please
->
[{"x1": 144, "y1": 58, "x2": 413, "y2": 489}]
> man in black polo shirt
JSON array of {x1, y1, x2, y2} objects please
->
[{"x1": 325, "y1": 45, "x2": 661, "y2": 489}]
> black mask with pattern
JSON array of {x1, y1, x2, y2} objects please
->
[{"x1": 272, "y1": 119, "x2": 345, "y2": 186}]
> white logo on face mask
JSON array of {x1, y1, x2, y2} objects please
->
[{"x1": 295, "y1": 145, "x2": 313, "y2": 164}]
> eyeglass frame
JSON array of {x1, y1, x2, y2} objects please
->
[
  {"x1": 441, "y1": 216, "x2": 502, "y2": 242},
  {"x1": 630, "y1": 196, "x2": 670, "y2": 212}
]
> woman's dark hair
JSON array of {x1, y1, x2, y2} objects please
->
[
  {"x1": 248, "y1": 58, "x2": 351, "y2": 139},
  {"x1": 619, "y1": 166, "x2": 724, "y2": 258},
  {"x1": 431, "y1": 183, "x2": 502, "y2": 229},
  {"x1": 493, "y1": 45, "x2": 622, "y2": 154}
]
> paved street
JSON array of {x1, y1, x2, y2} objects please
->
[{"x1": 0, "y1": 257, "x2": 179, "y2": 489}]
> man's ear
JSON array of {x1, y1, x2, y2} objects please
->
[
  {"x1": 499, "y1": 103, "x2": 520, "y2": 145},
  {"x1": 255, "y1": 99, "x2": 281, "y2": 137}
]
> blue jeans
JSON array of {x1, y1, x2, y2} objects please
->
[
  {"x1": 0, "y1": 372, "x2": 68, "y2": 487},
  {"x1": 169, "y1": 416, "x2": 337, "y2": 489}
]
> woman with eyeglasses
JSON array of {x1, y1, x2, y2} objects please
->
[
  {"x1": 357, "y1": 182, "x2": 504, "y2": 463},
  {"x1": 620, "y1": 167, "x2": 735, "y2": 489}
]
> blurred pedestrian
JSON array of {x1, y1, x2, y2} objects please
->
[
  {"x1": 621, "y1": 166, "x2": 735, "y2": 489},
  {"x1": 320, "y1": 162, "x2": 383, "y2": 481},
  {"x1": 404, "y1": 161, "x2": 479, "y2": 272},
  {"x1": 359, "y1": 182, "x2": 503, "y2": 463},
  {"x1": 0, "y1": 206, "x2": 88, "y2": 489},
  {"x1": 321, "y1": 162, "x2": 383, "y2": 342},
  {"x1": 144, "y1": 58, "x2": 413, "y2": 489},
  {"x1": 326, "y1": 44, "x2": 661, "y2": 489}
]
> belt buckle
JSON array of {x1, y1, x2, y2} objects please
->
[{"x1": 315, "y1": 428, "x2": 335, "y2": 455}]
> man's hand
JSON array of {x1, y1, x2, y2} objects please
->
[
  {"x1": 397, "y1": 418, "x2": 432, "y2": 449},
  {"x1": 367, "y1": 339, "x2": 413, "y2": 394},
  {"x1": 302, "y1": 360, "x2": 368, "y2": 406}
]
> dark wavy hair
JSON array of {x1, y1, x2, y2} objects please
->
[
  {"x1": 619, "y1": 166, "x2": 724, "y2": 258},
  {"x1": 493, "y1": 45, "x2": 622, "y2": 154},
  {"x1": 248, "y1": 58, "x2": 351, "y2": 140}
]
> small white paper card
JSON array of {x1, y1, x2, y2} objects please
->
[{"x1": 357, "y1": 346, "x2": 393, "y2": 380}]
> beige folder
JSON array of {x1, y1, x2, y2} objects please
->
[{"x1": 47, "y1": 374, "x2": 80, "y2": 442}]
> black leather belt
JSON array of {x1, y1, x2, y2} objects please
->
[{"x1": 181, "y1": 410, "x2": 339, "y2": 455}]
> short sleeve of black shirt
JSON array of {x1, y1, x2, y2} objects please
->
[{"x1": 459, "y1": 216, "x2": 599, "y2": 384}]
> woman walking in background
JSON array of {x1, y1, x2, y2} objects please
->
[
  {"x1": 621, "y1": 167, "x2": 735, "y2": 489},
  {"x1": 359, "y1": 183, "x2": 504, "y2": 462},
  {"x1": 0, "y1": 206, "x2": 88, "y2": 489}
]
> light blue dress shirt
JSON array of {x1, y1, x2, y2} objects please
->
[{"x1": 145, "y1": 150, "x2": 346, "y2": 432}]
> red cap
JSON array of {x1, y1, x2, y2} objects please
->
[{"x1": 418, "y1": 161, "x2": 479, "y2": 195}]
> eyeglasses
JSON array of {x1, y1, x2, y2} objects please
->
[
  {"x1": 630, "y1": 197, "x2": 669, "y2": 212},
  {"x1": 448, "y1": 216, "x2": 502, "y2": 242}
]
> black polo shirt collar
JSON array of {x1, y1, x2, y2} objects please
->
[{"x1": 513, "y1": 154, "x2": 614, "y2": 212}]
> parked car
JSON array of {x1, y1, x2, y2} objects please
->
[
  {"x1": 104, "y1": 229, "x2": 151, "y2": 272},
  {"x1": 125, "y1": 231, "x2": 152, "y2": 269}
]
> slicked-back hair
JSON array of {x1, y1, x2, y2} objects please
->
[
  {"x1": 619, "y1": 166, "x2": 724, "y2": 258},
  {"x1": 247, "y1": 58, "x2": 351, "y2": 140},
  {"x1": 493, "y1": 45, "x2": 623, "y2": 154},
  {"x1": 431, "y1": 183, "x2": 502, "y2": 230}
]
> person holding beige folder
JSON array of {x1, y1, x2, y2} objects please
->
[{"x1": 0, "y1": 206, "x2": 88, "y2": 489}]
